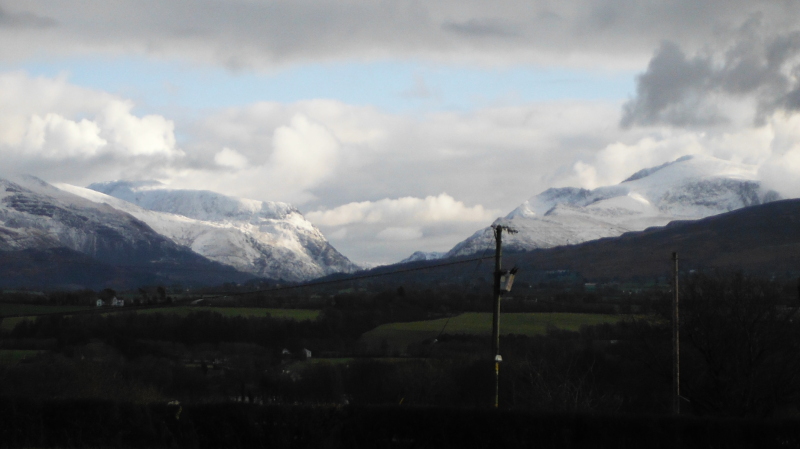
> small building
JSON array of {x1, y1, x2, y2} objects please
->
[
  {"x1": 111, "y1": 297, "x2": 125, "y2": 307},
  {"x1": 302, "y1": 348, "x2": 312, "y2": 359},
  {"x1": 96, "y1": 299, "x2": 105, "y2": 307}
]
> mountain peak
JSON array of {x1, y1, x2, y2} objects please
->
[
  {"x1": 88, "y1": 181, "x2": 298, "y2": 223},
  {"x1": 78, "y1": 181, "x2": 359, "y2": 281},
  {"x1": 622, "y1": 155, "x2": 694, "y2": 183},
  {"x1": 446, "y1": 155, "x2": 779, "y2": 258}
]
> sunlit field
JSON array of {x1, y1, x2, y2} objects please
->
[{"x1": 362, "y1": 312, "x2": 625, "y2": 352}]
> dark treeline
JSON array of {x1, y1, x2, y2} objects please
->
[
  {"x1": 2, "y1": 271, "x2": 800, "y2": 422},
  {"x1": 3, "y1": 398, "x2": 800, "y2": 449}
]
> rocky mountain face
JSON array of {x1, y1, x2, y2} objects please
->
[
  {"x1": 0, "y1": 176, "x2": 249, "y2": 289},
  {"x1": 446, "y1": 155, "x2": 780, "y2": 257},
  {"x1": 70, "y1": 181, "x2": 360, "y2": 282}
]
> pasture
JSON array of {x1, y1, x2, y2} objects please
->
[
  {"x1": 0, "y1": 305, "x2": 320, "y2": 332},
  {"x1": 131, "y1": 306, "x2": 320, "y2": 321},
  {"x1": 361, "y1": 312, "x2": 625, "y2": 353}
]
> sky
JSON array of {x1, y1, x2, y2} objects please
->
[{"x1": 2, "y1": 1, "x2": 800, "y2": 266}]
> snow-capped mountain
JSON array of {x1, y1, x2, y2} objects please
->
[
  {"x1": 0, "y1": 175, "x2": 247, "y2": 288},
  {"x1": 447, "y1": 155, "x2": 780, "y2": 257},
  {"x1": 399, "y1": 251, "x2": 446, "y2": 264},
  {"x1": 61, "y1": 181, "x2": 360, "y2": 281}
]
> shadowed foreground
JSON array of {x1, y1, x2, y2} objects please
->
[{"x1": 1, "y1": 398, "x2": 798, "y2": 448}]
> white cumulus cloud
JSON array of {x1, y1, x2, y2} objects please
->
[
  {"x1": 306, "y1": 193, "x2": 497, "y2": 227},
  {"x1": 269, "y1": 114, "x2": 340, "y2": 192},
  {"x1": 0, "y1": 72, "x2": 182, "y2": 183},
  {"x1": 214, "y1": 147, "x2": 249, "y2": 169}
]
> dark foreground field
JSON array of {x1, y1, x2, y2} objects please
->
[{"x1": 1, "y1": 398, "x2": 798, "y2": 449}]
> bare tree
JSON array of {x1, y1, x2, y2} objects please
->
[{"x1": 679, "y1": 272, "x2": 800, "y2": 417}]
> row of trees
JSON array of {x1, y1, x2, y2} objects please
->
[{"x1": 2, "y1": 272, "x2": 800, "y2": 416}]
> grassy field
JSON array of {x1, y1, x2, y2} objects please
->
[
  {"x1": 0, "y1": 304, "x2": 96, "y2": 331},
  {"x1": 0, "y1": 305, "x2": 319, "y2": 332},
  {"x1": 362, "y1": 312, "x2": 626, "y2": 352},
  {"x1": 0, "y1": 303, "x2": 94, "y2": 316},
  {"x1": 0, "y1": 349, "x2": 44, "y2": 365},
  {"x1": 130, "y1": 306, "x2": 320, "y2": 320}
]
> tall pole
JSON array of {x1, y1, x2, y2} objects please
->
[
  {"x1": 672, "y1": 252, "x2": 680, "y2": 415},
  {"x1": 492, "y1": 226, "x2": 503, "y2": 408}
]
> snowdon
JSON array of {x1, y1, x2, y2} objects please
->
[{"x1": 441, "y1": 155, "x2": 779, "y2": 258}]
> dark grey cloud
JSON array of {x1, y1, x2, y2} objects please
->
[
  {"x1": 622, "y1": 18, "x2": 800, "y2": 128},
  {"x1": 621, "y1": 41, "x2": 721, "y2": 128},
  {"x1": 3, "y1": 1, "x2": 799, "y2": 69},
  {"x1": 441, "y1": 18, "x2": 521, "y2": 38},
  {"x1": 0, "y1": 6, "x2": 56, "y2": 28}
]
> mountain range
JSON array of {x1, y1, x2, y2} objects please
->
[
  {"x1": 0, "y1": 154, "x2": 794, "y2": 290},
  {"x1": 67, "y1": 181, "x2": 359, "y2": 281},
  {"x1": 0, "y1": 176, "x2": 358, "y2": 289},
  {"x1": 443, "y1": 155, "x2": 780, "y2": 258}
]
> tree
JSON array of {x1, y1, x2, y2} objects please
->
[
  {"x1": 679, "y1": 272, "x2": 800, "y2": 417},
  {"x1": 99, "y1": 288, "x2": 116, "y2": 301}
]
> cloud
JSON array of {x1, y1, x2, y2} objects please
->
[
  {"x1": 756, "y1": 112, "x2": 800, "y2": 197},
  {"x1": 0, "y1": 72, "x2": 182, "y2": 182},
  {"x1": 377, "y1": 227, "x2": 423, "y2": 241},
  {"x1": 3, "y1": 1, "x2": 798, "y2": 69},
  {"x1": 0, "y1": 6, "x2": 56, "y2": 29},
  {"x1": 401, "y1": 73, "x2": 436, "y2": 100},
  {"x1": 622, "y1": 19, "x2": 800, "y2": 128},
  {"x1": 306, "y1": 194, "x2": 497, "y2": 227},
  {"x1": 214, "y1": 147, "x2": 248, "y2": 169},
  {"x1": 22, "y1": 113, "x2": 106, "y2": 159},
  {"x1": 621, "y1": 41, "x2": 721, "y2": 127},
  {"x1": 568, "y1": 112, "x2": 800, "y2": 197},
  {"x1": 442, "y1": 18, "x2": 521, "y2": 39},
  {"x1": 7, "y1": 71, "x2": 800, "y2": 265},
  {"x1": 269, "y1": 114, "x2": 340, "y2": 192}
]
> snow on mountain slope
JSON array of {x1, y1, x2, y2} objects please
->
[
  {"x1": 0, "y1": 175, "x2": 236, "y2": 274},
  {"x1": 399, "y1": 251, "x2": 446, "y2": 264},
  {"x1": 0, "y1": 175, "x2": 159, "y2": 254},
  {"x1": 447, "y1": 155, "x2": 781, "y2": 257},
  {"x1": 65, "y1": 181, "x2": 360, "y2": 281}
]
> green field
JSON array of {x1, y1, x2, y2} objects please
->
[
  {"x1": 0, "y1": 304, "x2": 95, "y2": 331},
  {"x1": 0, "y1": 303, "x2": 93, "y2": 316},
  {"x1": 0, "y1": 305, "x2": 319, "y2": 332},
  {"x1": 362, "y1": 312, "x2": 625, "y2": 352},
  {"x1": 130, "y1": 306, "x2": 320, "y2": 320}
]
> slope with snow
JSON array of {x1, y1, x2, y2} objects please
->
[
  {"x1": 0, "y1": 175, "x2": 248, "y2": 288},
  {"x1": 68, "y1": 181, "x2": 360, "y2": 281},
  {"x1": 446, "y1": 155, "x2": 780, "y2": 257},
  {"x1": 399, "y1": 251, "x2": 446, "y2": 264}
]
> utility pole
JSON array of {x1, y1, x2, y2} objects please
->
[
  {"x1": 672, "y1": 251, "x2": 680, "y2": 415},
  {"x1": 492, "y1": 225, "x2": 517, "y2": 408}
]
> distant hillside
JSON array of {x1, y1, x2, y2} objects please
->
[
  {"x1": 336, "y1": 199, "x2": 800, "y2": 287},
  {"x1": 446, "y1": 155, "x2": 779, "y2": 258},
  {"x1": 0, "y1": 176, "x2": 253, "y2": 290},
  {"x1": 504, "y1": 198, "x2": 800, "y2": 281}
]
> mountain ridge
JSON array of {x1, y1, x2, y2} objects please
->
[
  {"x1": 445, "y1": 155, "x2": 780, "y2": 258},
  {"x1": 72, "y1": 180, "x2": 360, "y2": 282}
]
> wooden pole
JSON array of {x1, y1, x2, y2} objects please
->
[
  {"x1": 672, "y1": 251, "x2": 680, "y2": 415},
  {"x1": 492, "y1": 226, "x2": 503, "y2": 408}
]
